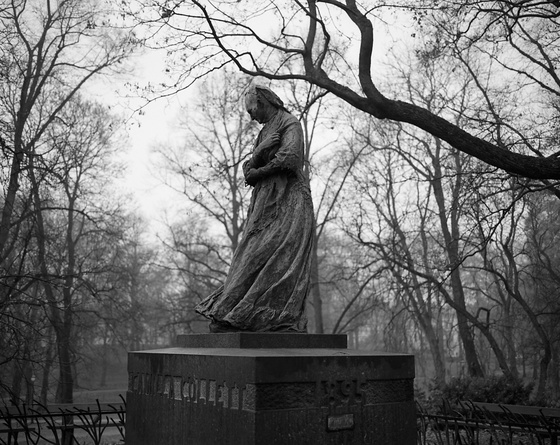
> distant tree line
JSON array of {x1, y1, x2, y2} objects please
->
[{"x1": 0, "y1": 0, "x2": 168, "y2": 411}]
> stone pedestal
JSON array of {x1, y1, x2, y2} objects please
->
[{"x1": 126, "y1": 333, "x2": 415, "y2": 445}]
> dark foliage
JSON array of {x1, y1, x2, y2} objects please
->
[{"x1": 441, "y1": 376, "x2": 535, "y2": 406}]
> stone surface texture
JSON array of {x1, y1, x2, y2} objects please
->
[
  {"x1": 126, "y1": 333, "x2": 415, "y2": 445},
  {"x1": 176, "y1": 332, "x2": 348, "y2": 349}
]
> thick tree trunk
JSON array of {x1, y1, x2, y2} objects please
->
[
  {"x1": 0, "y1": 105, "x2": 25, "y2": 260},
  {"x1": 10, "y1": 360, "x2": 23, "y2": 406},
  {"x1": 549, "y1": 348, "x2": 560, "y2": 401},
  {"x1": 423, "y1": 318, "x2": 447, "y2": 387},
  {"x1": 449, "y1": 271, "x2": 484, "y2": 377},
  {"x1": 99, "y1": 334, "x2": 108, "y2": 387},
  {"x1": 55, "y1": 335, "x2": 74, "y2": 404},
  {"x1": 29, "y1": 159, "x2": 75, "y2": 445},
  {"x1": 40, "y1": 333, "x2": 55, "y2": 406},
  {"x1": 431, "y1": 146, "x2": 484, "y2": 377},
  {"x1": 537, "y1": 351, "x2": 551, "y2": 401},
  {"x1": 55, "y1": 330, "x2": 75, "y2": 445},
  {"x1": 0, "y1": 149, "x2": 23, "y2": 260},
  {"x1": 310, "y1": 227, "x2": 323, "y2": 333},
  {"x1": 504, "y1": 308, "x2": 519, "y2": 378}
]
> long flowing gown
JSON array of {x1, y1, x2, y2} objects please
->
[{"x1": 195, "y1": 109, "x2": 315, "y2": 332}]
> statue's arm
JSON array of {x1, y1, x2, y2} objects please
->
[
  {"x1": 243, "y1": 135, "x2": 262, "y2": 182},
  {"x1": 243, "y1": 159, "x2": 254, "y2": 176},
  {"x1": 251, "y1": 122, "x2": 303, "y2": 180}
]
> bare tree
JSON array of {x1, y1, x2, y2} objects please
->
[
  {"x1": 476, "y1": 190, "x2": 560, "y2": 399},
  {"x1": 124, "y1": 0, "x2": 560, "y2": 179},
  {"x1": 27, "y1": 97, "x2": 124, "y2": 409},
  {"x1": 0, "y1": 0, "x2": 134, "y2": 261},
  {"x1": 159, "y1": 71, "x2": 256, "y2": 254},
  {"x1": 162, "y1": 216, "x2": 230, "y2": 331},
  {"x1": 524, "y1": 192, "x2": 560, "y2": 399}
]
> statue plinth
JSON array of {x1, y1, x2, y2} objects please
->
[{"x1": 125, "y1": 334, "x2": 415, "y2": 445}]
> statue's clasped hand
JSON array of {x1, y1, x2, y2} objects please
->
[
  {"x1": 253, "y1": 132, "x2": 281, "y2": 162},
  {"x1": 260, "y1": 132, "x2": 280, "y2": 150},
  {"x1": 245, "y1": 168, "x2": 260, "y2": 186},
  {"x1": 247, "y1": 132, "x2": 280, "y2": 186}
]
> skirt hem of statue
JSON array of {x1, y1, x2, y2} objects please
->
[{"x1": 195, "y1": 294, "x2": 308, "y2": 333}]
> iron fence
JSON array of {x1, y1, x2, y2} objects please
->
[
  {"x1": 5, "y1": 396, "x2": 560, "y2": 445},
  {"x1": 0, "y1": 397, "x2": 125, "y2": 445},
  {"x1": 417, "y1": 400, "x2": 560, "y2": 445}
]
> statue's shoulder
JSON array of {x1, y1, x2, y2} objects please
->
[{"x1": 279, "y1": 110, "x2": 301, "y2": 128}]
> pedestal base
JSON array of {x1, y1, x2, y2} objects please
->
[{"x1": 125, "y1": 334, "x2": 415, "y2": 445}]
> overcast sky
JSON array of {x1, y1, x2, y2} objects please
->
[
  {"x1": 84, "y1": 45, "x2": 194, "y2": 237},
  {"x1": 83, "y1": 8, "x2": 411, "y2": 238}
]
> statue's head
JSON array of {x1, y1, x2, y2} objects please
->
[{"x1": 245, "y1": 85, "x2": 286, "y2": 123}]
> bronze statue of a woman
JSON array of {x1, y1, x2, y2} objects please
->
[{"x1": 195, "y1": 85, "x2": 315, "y2": 333}]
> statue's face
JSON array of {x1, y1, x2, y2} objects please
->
[{"x1": 245, "y1": 92, "x2": 266, "y2": 123}]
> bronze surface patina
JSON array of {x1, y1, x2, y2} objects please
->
[{"x1": 195, "y1": 85, "x2": 315, "y2": 333}]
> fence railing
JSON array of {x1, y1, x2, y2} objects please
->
[
  {"x1": 417, "y1": 399, "x2": 560, "y2": 445},
  {"x1": 5, "y1": 396, "x2": 560, "y2": 445},
  {"x1": 0, "y1": 397, "x2": 125, "y2": 445}
]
